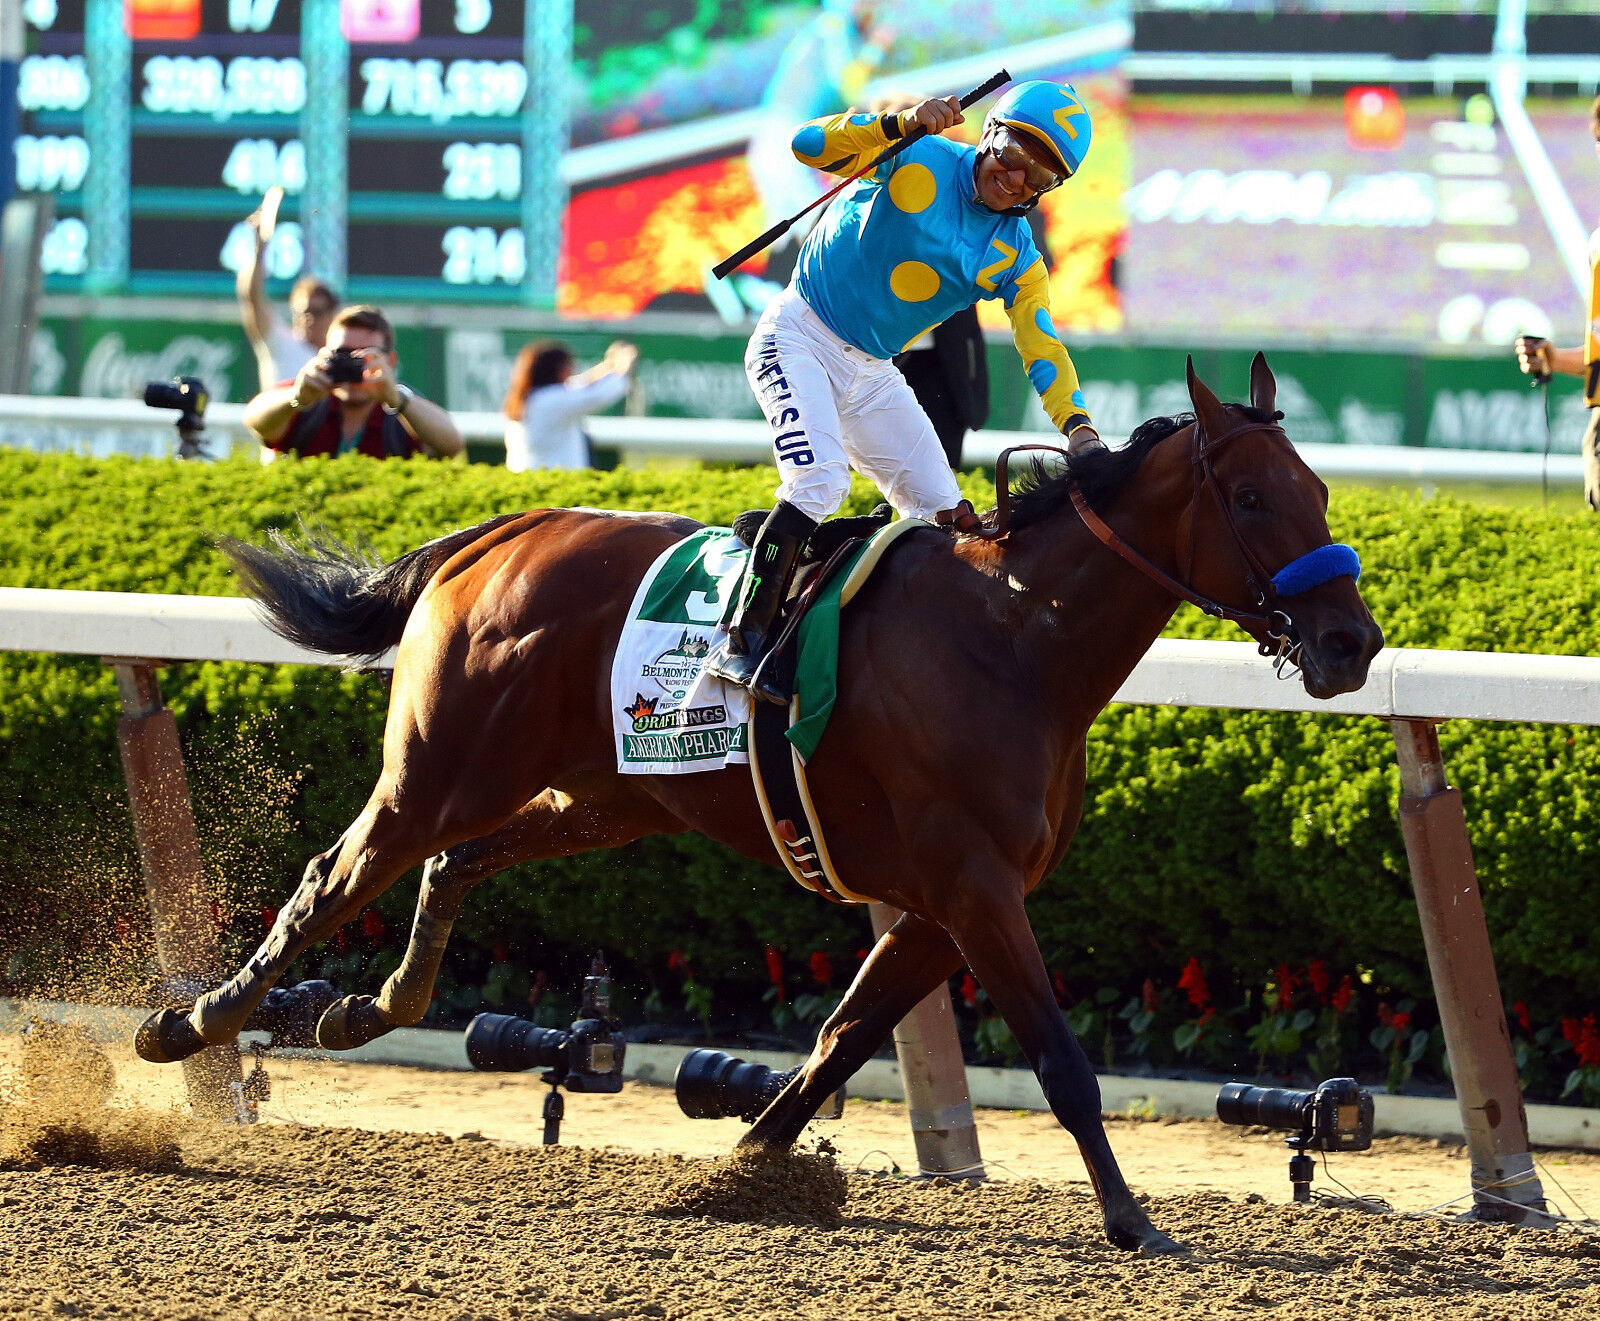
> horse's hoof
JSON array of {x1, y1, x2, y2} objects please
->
[
  {"x1": 1106, "y1": 1214, "x2": 1188, "y2": 1257},
  {"x1": 1137, "y1": 1229, "x2": 1188, "y2": 1258},
  {"x1": 315, "y1": 995, "x2": 394, "y2": 1051},
  {"x1": 134, "y1": 1007, "x2": 208, "y2": 1064}
]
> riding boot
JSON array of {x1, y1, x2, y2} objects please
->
[{"x1": 704, "y1": 500, "x2": 816, "y2": 702}]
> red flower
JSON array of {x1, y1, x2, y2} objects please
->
[
  {"x1": 1052, "y1": 972, "x2": 1069, "y2": 1006},
  {"x1": 1307, "y1": 960, "x2": 1329, "y2": 1001},
  {"x1": 667, "y1": 949, "x2": 687, "y2": 973},
  {"x1": 1197, "y1": 1007, "x2": 1216, "y2": 1034},
  {"x1": 960, "y1": 973, "x2": 979, "y2": 1009},
  {"x1": 262, "y1": 907, "x2": 279, "y2": 930},
  {"x1": 1391, "y1": 1010, "x2": 1412, "y2": 1037},
  {"x1": 1141, "y1": 978, "x2": 1159, "y2": 1014},
  {"x1": 491, "y1": 940, "x2": 510, "y2": 964},
  {"x1": 362, "y1": 910, "x2": 386, "y2": 941},
  {"x1": 1330, "y1": 976, "x2": 1354, "y2": 1015},
  {"x1": 1377, "y1": 1000, "x2": 1394, "y2": 1029},
  {"x1": 1177, "y1": 957, "x2": 1210, "y2": 1010},
  {"x1": 335, "y1": 928, "x2": 350, "y2": 954},
  {"x1": 856, "y1": 948, "x2": 870, "y2": 962},
  {"x1": 809, "y1": 951, "x2": 832, "y2": 988},
  {"x1": 1276, "y1": 964, "x2": 1298, "y2": 1012},
  {"x1": 1567, "y1": 1015, "x2": 1600, "y2": 1068},
  {"x1": 764, "y1": 946, "x2": 785, "y2": 1000},
  {"x1": 1513, "y1": 1001, "x2": 1532, "y2": 1032}
]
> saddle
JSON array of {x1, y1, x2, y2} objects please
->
[
  {"x1": 727, "y1": 503, "x2": 895, "y2": 705},
  {"x1": 734, "y1": 509, "x2": 931, "y2": 905}
]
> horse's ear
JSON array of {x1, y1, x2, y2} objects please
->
[
  {"x1": 1249, "y1": 351, "x2": 1277, "y2": 415},
  {"x1": 1185, "y1": 355, "x2": 1228, "y2": 433}
]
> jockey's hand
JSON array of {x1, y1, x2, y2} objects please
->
[
  {"x1": 903, "y1": 96, "x2": 963, "y2": 137},
  {"x1": 1067, "y1": 424, "x2": 1106, "y2": 456},
  {"x1": 1515, "y1": 335, "x2": 1552, "y2": 380}
]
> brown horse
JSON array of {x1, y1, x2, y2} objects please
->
[{"x1": 136, "y1": 355, "x2": 1381, "y2": 1254}]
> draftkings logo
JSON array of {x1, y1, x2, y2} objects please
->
[{"x1": 624, "y1": 694, "x2": 729, "y2": 735}]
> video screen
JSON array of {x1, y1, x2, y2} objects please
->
[
  {"x1": 1120, "y1": 94, "x2": 1600, "y2": 344},
  {"x1": 562, "y1": 1, "x2": 1129, "y2": 327}
]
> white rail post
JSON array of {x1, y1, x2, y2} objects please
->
[
  {"x1": 109, "y1": 660, "x2": 250, "y2": 1123},
  {"x1": 1390, "y1": 718, "x2": 1544, "y2": 1220},
  {"x1": 868, "y1": 904, "x2": 985, "y2": 1179}
]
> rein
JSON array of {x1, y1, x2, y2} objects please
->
[{"x1": 988, "y1": 416, "x2": 1357, "y2": 678}]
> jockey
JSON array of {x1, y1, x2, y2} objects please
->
[{"x1": 706, "y1": 79, "x2": 1101, "y2": 702}]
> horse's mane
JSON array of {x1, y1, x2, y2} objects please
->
[{"x1": 1001, "y1": 404, "x2": 1278, "y2": 532}]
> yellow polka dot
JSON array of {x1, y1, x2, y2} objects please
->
[
  {"x1": 888, "y1": 163, "x2": 937, "y2": 213},
  {"x1": 889, "y1": 261, "x2": 940, "y2": 303}
]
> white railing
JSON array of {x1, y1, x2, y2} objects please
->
[
  {"x1": 4, "y1": 585, "x2": 1600, "y2": 726},
  {"x1": 1, "y1": 584, "x2": 1590, "y2": 1209},
  {"x1": 0, "y1": 393, "x2": 1585, "y2": 485}
]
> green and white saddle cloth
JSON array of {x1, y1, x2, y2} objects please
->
[{"x1": 612, "y1": 528, "x2": 752, "y2": 775}]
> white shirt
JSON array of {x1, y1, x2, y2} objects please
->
[
  {"x1": 504, "y1": 372, "x2": 630, "y2": 471},
  {"x1": 264, "y1": 321, "x2": 318, "y2": 386}
]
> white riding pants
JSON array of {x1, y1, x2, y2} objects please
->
[{"x1": 745, "y1": 286, "x2": 963, "y2": 523}]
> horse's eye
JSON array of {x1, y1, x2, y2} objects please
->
[{"x1": 1235, "y1": 489, "x2": 1263, "y2": 511}]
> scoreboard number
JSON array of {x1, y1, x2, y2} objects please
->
[
  {"x1": 442, "y1": 226, "x2": 524, "y2": 285},
  {"x1": 221, "y1": 138, "x2": 306, "y2": 194}
]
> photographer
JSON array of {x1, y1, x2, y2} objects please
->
[{"x1": 243, "y1": 305, "x2": 463, "y2": 460}]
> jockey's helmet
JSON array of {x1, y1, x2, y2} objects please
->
[{"x1": 979, "y1": 80, "x2": 1093, "y2": 213}]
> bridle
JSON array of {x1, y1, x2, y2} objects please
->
[{"x1": 984, "y1": 415, "x2": 1324, "y2": 679}]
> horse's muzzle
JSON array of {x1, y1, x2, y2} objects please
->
[{"x1": 1300, "y1": 619, "x2": 1385, "y2": 699}]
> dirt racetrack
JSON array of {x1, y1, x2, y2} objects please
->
[{"x1": 4, "y1": 1033, "x2": 1600, "y2": 1320}]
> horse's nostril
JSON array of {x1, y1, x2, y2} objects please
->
[{"x1": 1318, "y1": 628, "x2": 1361, "y2": 666}]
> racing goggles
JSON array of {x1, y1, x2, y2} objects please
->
[{"x1": 987, "y1": 126, "x2": 1068, "y2": 194}]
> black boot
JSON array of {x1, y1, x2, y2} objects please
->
[{"x1": 704, "y1": 501, "x2": 816, "y2": 703}]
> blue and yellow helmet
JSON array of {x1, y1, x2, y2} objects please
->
[{"x1": 981, "y1": 79, "x2": 1093, "y2": 180}]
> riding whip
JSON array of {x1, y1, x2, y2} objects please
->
[{"x1": 713, "y1": 67, "x2": 1012, "y2": 280}]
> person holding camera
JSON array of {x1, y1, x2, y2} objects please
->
[
  {"x1": 243, "y1": 305, "x2": 463, "y2": 460},
  {"x1": 1514, "y1": 95, "x2": 1600, "y2": 509}
]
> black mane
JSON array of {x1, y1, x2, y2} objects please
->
[{"x1": 1000, "y1": 404, "x2": 1278, "y2": 532}]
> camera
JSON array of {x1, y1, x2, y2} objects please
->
[
  {"x1": 1216, "y1": 1077, "x2": 1374, "y2": 1152},
  {"x1": 1217, "y1": 1076, "x2": 1375, "y2": 1203},
  {"x1": 464, "y1": 953, "x2": 626, "y2": 1144},
  {"x1": 675, "y1": 1048, "x2": 844, "y2": 1123},
  {"x1": 323, "y1": 349, "x2": 367, "y2": 384},
  {"x1": 142, "y1": 375, "x2": 210, "y2": 459}
]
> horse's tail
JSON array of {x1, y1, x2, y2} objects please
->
[{"x1": 217, "y1": 514, "x2": 524, "y2": 661}]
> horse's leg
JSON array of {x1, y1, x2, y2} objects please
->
[
  {"x1": 136, "y1": 791, "x2": 450, "y2": 1063},
  {"x1": 315, "y1": 786, "x2": 645, "y2": 1049},
  {"x1": 741, "y1": 910, "x2": 965, "y2": 1152},
  {"x1": 945, "y1": 886, "x2": 1183, "y2": 1256}
]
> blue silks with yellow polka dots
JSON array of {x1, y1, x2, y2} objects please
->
[{"x1": 789, "y1": 112, "x2": 1092, "y2": 435}]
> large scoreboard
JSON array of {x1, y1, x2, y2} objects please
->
[{"x1": 16, "y1": 0, "x2": 544, "y2": 301}]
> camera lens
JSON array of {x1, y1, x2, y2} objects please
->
[
  {"x1": 1216, "y1": 1083, "x2": 1313, "y2": 1132},
  {"x1": 464, "y1": 1013, "x2": 568, "y2": 1072},
  {"x1": 143, "y1": 381, "x2": 188, "y2": 410},
  {"x1": 325, "y1": 351, "x2": 366, "y2": 383},
  {"x1": 675, "y1": 1049, "x2": 795, "y2": 1122}
]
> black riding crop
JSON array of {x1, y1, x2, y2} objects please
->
[{"x1": 713, "y1": 67, "x2": 1012, "y2": 280}]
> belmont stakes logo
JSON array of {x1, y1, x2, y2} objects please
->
[{"x1": 640, "y1": 630, "x2": 710, "y2": 700}]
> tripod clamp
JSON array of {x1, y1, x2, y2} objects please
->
[{"x1": 1286, "y1": 1131, "x2": 1317, "y2": 1203}]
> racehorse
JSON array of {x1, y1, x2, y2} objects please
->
[{"x1": 136, "y1": 355, "x2": 1381, "y2": 1255}]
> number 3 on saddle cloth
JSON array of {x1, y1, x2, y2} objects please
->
[{"x1": 609, "y1": 514, "x2": 928, "y2": 904}]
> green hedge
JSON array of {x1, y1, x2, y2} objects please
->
[{"x1": 2, "y1": 451, "x2": 1598, "y2": 1077}]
